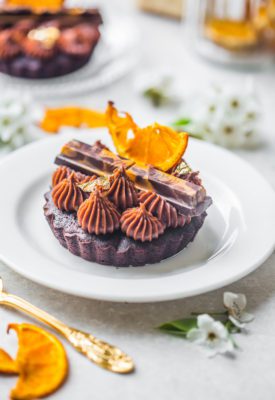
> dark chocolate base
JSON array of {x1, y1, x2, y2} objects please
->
[
  {"x1": 0, "y1": 48, "x2": 96, "y2": 79},
  {"x1": 44, "y1": 191, "x2": 207, "y2": 267}
]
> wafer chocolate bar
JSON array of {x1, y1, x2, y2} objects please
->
[
  {"x1": 58, "y1": 140, "x2": 134, "y2": 176},
  {"x1": 55, "y1": 140, "x2": 208, "y2": 214},
  {"x1": 0, "y1": 7, "x2": 103, "y2": 29}
]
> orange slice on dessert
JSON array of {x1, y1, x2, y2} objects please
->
[
  {"x1": 0, "y1": 348, "x2": 18, "y2": 374},
  {"x1": 5, "y1": 0, "x2": 64, "y2": 11},
  {"x1": 40, "y1": 107, "x2": 107, "y2": 133},
  {"x1": 106, "y1": 102, "x2": 188, "y2": 172},
  {"x1": 8, "y1": 323, "x2": 68, "y2": 400}
]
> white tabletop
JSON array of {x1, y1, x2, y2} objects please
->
[{"x1": 1, "y1": 2, "x2": 275, "y2": 399}]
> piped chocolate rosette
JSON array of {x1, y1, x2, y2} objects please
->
[{"x1": 43, "y1": 104, "x2": 212, "y2": 267}]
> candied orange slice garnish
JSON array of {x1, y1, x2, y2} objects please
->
[
  {"x1": 5, "y1": 0, "x2": 64, "y2": 11},
  {"x1": 0, "y1": 348, "x2": 18, "y2": 374},
  {"x1": 40, "y1": 107, "x2": 107, "y2": 133},
  {"x1": 8, "y1": 323, "x2": 68, "y2": 400},
  {"x1": 106, "y1": 102, "x2": 188, "y2": 172}
]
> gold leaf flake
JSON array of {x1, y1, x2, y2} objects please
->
[
  {"x1": 77, "y1": 176, "x2": 110, "y2": 193},
  {"x1": 173, "y1": 160, "x2": 192, "y2": 177}
]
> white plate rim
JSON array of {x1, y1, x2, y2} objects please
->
[{"x1": 0, "y1": 131, "x2": 275, "y2": 302}]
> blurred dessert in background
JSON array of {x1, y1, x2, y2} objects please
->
[{"x1": 0, "y1": 3, "x2": 103, "y2": 79}]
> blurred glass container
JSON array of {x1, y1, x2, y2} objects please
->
[{"x1": 185, "y1": 0, "x2": 275, "y2": 68}]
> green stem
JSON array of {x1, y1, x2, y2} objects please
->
[
  {"x1": 187, "y1": 133, "x2": 204, "y2": 140},
  {"x1": 191, "y1": 311, "x2": 228, "y2": 316}
]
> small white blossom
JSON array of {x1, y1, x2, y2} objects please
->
[
  {"x1": 0, "y1": 90, "x2": 42, "y2": 154},
  {"x1": 223, "y1": 292, "x2": 254, "y2": 328},
  {"x1": 178, "y1": 80, "x2": 261, "y2": 149},
  {"x1": 187, "y1": 314, "x2": 234, "y2": 357}
]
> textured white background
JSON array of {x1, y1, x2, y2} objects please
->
[{"x1": 1, "y1": 1, "x2": 275, "y2": 399}]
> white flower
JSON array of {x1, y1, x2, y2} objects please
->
[
  {"x1": 178, "y1": 80, "x2": 261, "y2": 149},
  {"x1": 187, "y1": 314, "x2": 234, "y2": 357},
  {"x1": 223, "y1": 292, "x2": 254, "y2": 328},
  {"x1": 0, "y1": 90, "x2": 42, "y2": 153}
]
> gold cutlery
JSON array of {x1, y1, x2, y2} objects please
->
[{"x1": 0, "y1": 277, "x2": 134, "y2": 374}]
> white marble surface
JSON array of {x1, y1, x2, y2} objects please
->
[{"x1": 1, "y1": 2, "x2": 275, "y2": 399}]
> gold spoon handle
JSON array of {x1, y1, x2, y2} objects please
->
[{"x1": 0, "y1": 292, "x2": 134, "y2": 374}]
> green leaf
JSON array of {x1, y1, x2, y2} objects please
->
[
  {"x1": 158, "y1": 318, "x2": 198, "y2": 337},
  {"x1": 172, "y1": 118, "x2": 191, "y2": 127},
  {"x1": 143, "y1": 87, "x2": 167, "y2": 107}
]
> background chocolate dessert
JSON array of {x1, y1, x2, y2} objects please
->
[{"x1": 0, "y1": 7, "x2": 103, "y2": 79}]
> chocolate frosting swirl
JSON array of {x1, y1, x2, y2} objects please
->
[
  {"x1": 138, "y1": 191, "x2": 186, "y2": 228},
  {"x1": 121, "y1": 203, "x2": 164, "y2": 242},
  {"x1": 80, "y1": 174, "x2": 98, "y2": 184},
  {"x1": 52, "y1": 166, "x2": 97, "y2": 187},
  {"x1": 58, "y1": 26, "x2": 95, "y2": 57},
  {"x1": 22, "y1": 36, "x2": 55, "y2": 59},
  {"x1": 77, "y1": 190, "x2": 120, "y2": 235},
  {"x1": 52, "y1": 172, "x2": 84, "y2": 212},
  {"x1": 0, "y1": 30, "x2": 21, "y2": 60},
  {"x1": 15, "y1": 19, "x2": 36, "y2": 34},
  {"x1": 52, "y1": 166, "x2": 68, "y2": 187},
  {"x1": 108, "y1": 166, "x2": 138, "y2": 210}
]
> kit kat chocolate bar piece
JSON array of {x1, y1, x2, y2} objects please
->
[
  {"x1": 0, "y1": 7, "x2": 103, "y2": 29},
  {"x1": 126, "y1": 163, "x2": 206, "y2": 208},
  {"x1": 55, "y1": 140, "x2": 207, "y2": 213},
  {"x1": 57, "y1": 140, "x2": 134, "y2": 176}
]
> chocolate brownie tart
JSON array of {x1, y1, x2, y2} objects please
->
[
  {"x1": 0, "y1": 7, "x2": 103, "y2": 79},
  {"x1": 43, "y1": 140, "x2": 212, "y2": 267}
]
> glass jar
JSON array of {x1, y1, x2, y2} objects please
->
[{"x1": 185, "y1": 0, "x2": 275, "y2": 68}]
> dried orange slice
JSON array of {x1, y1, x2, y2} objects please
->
[
  {"x1": 0, "y1": 348, "x2": 18, "y2": 374},
  {"x1": 106, "y1": 102, "x2": 188, "y2": 172},
  {"x1": 5, "y1": 0, "x2": 64, "y2": 11},
  {"x1": 40, "y1": 107, "x2": 107, "y2": 133},
  {"x1": 8, "y1": 323, "x2": 68, "y2": 400}
]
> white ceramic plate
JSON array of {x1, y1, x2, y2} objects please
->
[
  {"x1": 0, "y1": 130, "x2": 275, "y2": 302},
  {"x1": 0, "y1": 18, "x2": 139, "y2": 99}
]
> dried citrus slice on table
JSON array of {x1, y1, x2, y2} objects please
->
[
  {"x1": 40, "y1": 107, "x2": 107, "y2": 133},
  {"x1": 8, "y1": 323, "x2": 68, "y2": 400},
  {"x1": 0, "y1": 348, "x2": 18, "y2": 374},
  {"x1": 106, "y1": 102, "x2": 188, "y2": 172}
]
